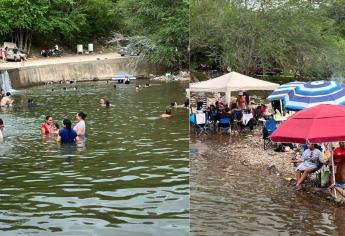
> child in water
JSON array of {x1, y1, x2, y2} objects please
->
[{"x1": 52, "y1": 122, "x2": 59, "y2": 134}]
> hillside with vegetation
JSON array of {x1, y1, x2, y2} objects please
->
[
  {"x1": 0, "y1": 0, "x2": 189, "y2": 69},
  {"x1": 191, "y1": 0, "x2": 345, "y2": 79}
]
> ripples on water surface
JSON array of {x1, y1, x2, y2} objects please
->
[
  {"x1": 190, "y1": 139, "x2": 345, "y2": 236},
  {"x1": 0, "y1": 81, "x2": 189, "y2": 235}
]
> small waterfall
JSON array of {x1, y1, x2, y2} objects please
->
[{"x1": 0, "y1": 71, "x2": 14, "y2": 93}]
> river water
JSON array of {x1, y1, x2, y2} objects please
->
[
  {"x1": 0, "y1": 81, "x2": 189, "y2": 235},
  {"x1": 190, "y1": 138, "x2": 345, "y2": 236}
]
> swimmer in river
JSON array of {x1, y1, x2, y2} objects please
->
[
  {"x1": 41, "y1": 115, "x2": 54, "y2": 134},
  {"x1": 27, "y1": 99, "x2": 39, "y2": 108},
  {"x1": 161, "y1": 109, "x2": 172, "y2": 118},
  {"x1": 0, "y1": 92, "x2": 14, "y2": 107},
  {"x1": 52, "y1": 122, "x2": 59, "y2": 134},
  {"x1": 105, "y1": 100, "x2": 114, "y2": 107},
  {"x1": 99, "y1": 97, "x2": 106, "y2": 106}
]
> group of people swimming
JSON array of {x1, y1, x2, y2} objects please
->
[{"x1": 41, "y1": 112, "x2": 87, "y2": 144}]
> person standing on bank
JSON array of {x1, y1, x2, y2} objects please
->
[{"x1": 74, "y1": 111, "x2": 86, "y2": 141}]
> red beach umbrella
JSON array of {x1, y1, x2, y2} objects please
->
[{"x1": 271, "y1": 104, "x2": 345, "y2": 144}]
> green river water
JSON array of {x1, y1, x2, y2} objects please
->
[{"x1": 0, "y1": 80, "x2": 189, "y2": 235}]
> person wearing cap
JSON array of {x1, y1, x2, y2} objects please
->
[{"x1": 237, "y1": 92, "x2": 246, "y2": 110}]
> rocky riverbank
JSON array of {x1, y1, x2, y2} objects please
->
[{"x1": 191, "y1": 129, "x2": 336, "y2": 203}]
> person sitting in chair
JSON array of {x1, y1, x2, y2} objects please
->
[
  {"x1": 292, "y1": 143, "x2": 323, "y2": 191},
  {"x1": 217, "y1": 107, "x2": 231, "y2": 130}
]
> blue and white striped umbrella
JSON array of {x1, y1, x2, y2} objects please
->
[
  {"x1": 267, "y1": 81, "x2": 305, "y2": 101},
  {"x1": 284, "y1": 80, "x2": 345, "y2": 111}
]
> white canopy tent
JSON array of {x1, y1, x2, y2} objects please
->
[{"x1": 189, "y1": 72, "x2": 280, "y2": 104}]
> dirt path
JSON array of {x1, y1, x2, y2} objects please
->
[{"x1": 0, "y1": 53, "x2": 129, "y2": 70}]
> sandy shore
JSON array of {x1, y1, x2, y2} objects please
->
[{"x1": 0, "y1": 53, "x2": 127, "y2": 70}]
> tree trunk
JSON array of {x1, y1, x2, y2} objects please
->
[
  {"x1": 12, "y1": 29, "x2": 32, "y2": 53},
  {"x1": 27, "y1": 31, "x2": 32, "y2": 55}
]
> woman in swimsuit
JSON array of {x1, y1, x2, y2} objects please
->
[{"x1": 41, "y1": 115, "x2": 54, "y2": 135}]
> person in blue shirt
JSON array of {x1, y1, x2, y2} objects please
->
[{"x1": 56, "y1": 119, "x2": 77, "y2": 144}]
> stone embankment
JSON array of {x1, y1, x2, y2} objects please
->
[{"x1": 0, "y1": 53, "x2": 162, "y2": 88}]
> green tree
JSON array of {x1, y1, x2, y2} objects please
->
[
  {"x1": 0, "y1": 0, "x2": 85, "y2": 53},
  {"x1": 116, "y1": 0, "x2": 189, "y2": 68},
  {"x1": 190, "y1": 0, "x2": 345, "y2": 79}
]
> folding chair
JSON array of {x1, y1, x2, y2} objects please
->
[
  {"x1": 231, "y1": 109, "x2": 243, "y2": 133},
  {"x1": 190, "y1": 113, "x2": 210, "y2": 135},
  {"x1": 262, "y1": 118, "x2": 277, "y2": 150},
  {"x1": 218, "y1": 117, "x2": 231, "y2": 134}
]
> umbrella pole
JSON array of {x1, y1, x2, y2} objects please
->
[
  {"x1": 280, "y1": 99, "x2": 283, "y2": 115},
  {"x1": 226, "y1": 91, "x2": 231, "y2": 106}
]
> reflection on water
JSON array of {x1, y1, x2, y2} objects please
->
[
  {"x1": 0, "y1": 81, "x2": 189, "y2": 235},
  {"x1": 191, "y1": 139, "x2": 345, "y2": 236}
]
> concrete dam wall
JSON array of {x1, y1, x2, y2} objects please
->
[{"x1": 4, "y1": 57, "x2": 161, "y2": 89}]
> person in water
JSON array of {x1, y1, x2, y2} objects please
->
[
  {"x1": 52, "y1": 122, "x2": 59, "y2": 134},
  {"x1": 105, "y1": 100, "x2": 113, "y2": 107},
  {"x1": 41, "y1": 115, "x2": 54, "y2": 134},
  {"x1": 0, "y1": 92, "x2": 13, "y2": 107},
  {"x1": 57, "y1": 119, "x2": 77, "y2": 143},
  {"x1": 27, "y1": 99, "x2": 39, "y2": 108},
  {"x1": 161, "y1": 109, "x2": 172, "y2": 118},
  {"x1": 0, "y1": 118, "x2": 4, "y2": 142},
  {"x1": 73, "y1": 111, "x2": 86, "y2": 140},
  {"x1": 99, "y1": 97, "x2": 106, "y2": 106}
]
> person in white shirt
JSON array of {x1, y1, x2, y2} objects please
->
[{"x1": 73, "y1": 111, "x2": 86, "y2": 141}]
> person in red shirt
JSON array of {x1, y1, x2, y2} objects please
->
[
  {"x1": 237, "y1": 92, "x2": 247, "y2": 110},
  {"x1": 41, "y1": 115, "x2": 53, "y2": 134},
  {"x1": 334, "y1": 142, "x2": 345, "y2": 165}
]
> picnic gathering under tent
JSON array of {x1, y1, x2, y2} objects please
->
[
  {"x1": 190, "y1": 71, "x2": 279, "y2": 104},
  {"x1": 190, "y1": 72, "x2": 345, "y2": 203}
]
